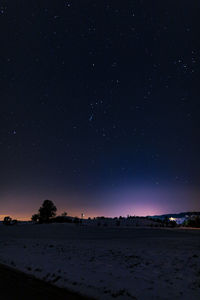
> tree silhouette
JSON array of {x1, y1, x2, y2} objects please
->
[
  {"x1": 38, "y1": 200, "x2": 57, "y2": 223},
  {"x1": 61, "y1": 211, "x2": 67, "y2": 217},
  {"x1": 31, "y1": 213, "x2": 40, "y2": 223},
  {"x1": 3, "y1": 216, "x2": 12, "y2": 225}
]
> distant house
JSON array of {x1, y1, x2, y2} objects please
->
[{"x1": 169, "y1": 217, "x2": 186, "y2": 225}]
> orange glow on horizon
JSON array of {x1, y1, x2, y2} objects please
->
[{"x1": 1, "y1": 186, "x2": 200, "y2": 221}]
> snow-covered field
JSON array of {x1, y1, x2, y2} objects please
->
[{"x1": 0, "y1": 224, "x2": 200, "y2": 299}]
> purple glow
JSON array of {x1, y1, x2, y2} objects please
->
[{"x1": 1, "y1": 185, "x2": 199, "y2": 220}]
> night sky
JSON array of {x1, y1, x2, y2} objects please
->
[{"x1": 1, "y1": 1, "x2": 200, "y2": 220}]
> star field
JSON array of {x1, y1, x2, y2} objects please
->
[{"x1": 0, "y1": 0, "x2": 200, "y2": 218}]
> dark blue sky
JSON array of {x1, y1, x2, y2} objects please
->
[{"x1": 1, "y1": 1, "x2": 200, "y2": 219}]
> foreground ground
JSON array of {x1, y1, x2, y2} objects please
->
[
  {"x1": 0, "y1": 224, "x2": 200, "y2": 299},
  {"x1": 0, "y1": 263, "x2": 90, "y2": 300}
]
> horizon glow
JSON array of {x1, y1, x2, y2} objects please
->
[{"x1": 1, "y1": 185, "x2": 199, "y2": 221}]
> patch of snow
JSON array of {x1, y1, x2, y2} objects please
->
[{"x1": 0, "y1": 224, "x2": 200, "y2": 299}]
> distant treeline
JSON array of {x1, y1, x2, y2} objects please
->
[
  {"x1": 2, "y1": 199, "x2": 200, "y2": 228},
  {"x1": 183, "y1": 217, "x2": 200, "y2": 228},
  {"x1": 152, "y1": 211, "x2": 200, "y2": 219},
  {"x1": 49, "y1": 216, "x2": 82, "y2": 224}
]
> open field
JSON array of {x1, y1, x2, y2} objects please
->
[
  {"x1": 0, "y1": 263, "x2": 90, "y2": 300},
  {"x1": 0, "y1": 224, "x2": 200, "y2": 299}
]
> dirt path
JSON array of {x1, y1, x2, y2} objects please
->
[{"x1": 0, "y1": 263, "x2": 91, "y2": 300}]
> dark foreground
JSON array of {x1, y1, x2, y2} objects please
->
[{"x1": 0, "y1": 263, "x2": 90, "y2": 300}]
